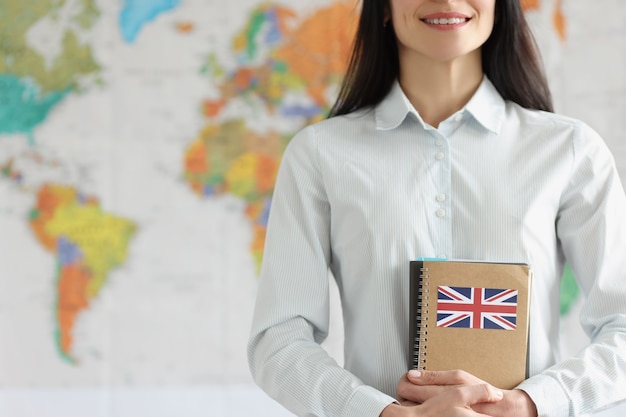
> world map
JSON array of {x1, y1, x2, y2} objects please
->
[
  {"x1": 0, "y1": 0, "x2": 360, "y2": 386},
  {"x1": 0, "y1": 0, "x2": 586, "y2": 397}
]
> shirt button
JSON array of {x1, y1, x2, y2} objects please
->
[
  {"x1": 435, "y1": 138, "x2": 444, "y2": 147},
  {"x1": 435, "y1": 152, "x2": 445, "y2": 160},
  {"x1": 454, "y1": 114, "x2": 463, "y2": 122},
  {"x1": 436, "y1": 193, "x2": 446, "y2": 202},
  {"x1": 436, "y1": 209, "x2": 446, "y2": 218}
]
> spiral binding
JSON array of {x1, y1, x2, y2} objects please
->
[{"x1": 413, "y1": 267, "x2": 430, "y2": 370}]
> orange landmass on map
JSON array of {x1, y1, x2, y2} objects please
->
[
  {"x1": 184, "y1": 140, "x2": 209, "y2": 194},
  {"x1": 185, "y1": 140, "x2": 209, "y2": 174},
  {"x1": 57, "y1": 263, "x2": 92, "y2": 356},
  {"x1": 202, "y1": 98, "x2": 226, "y2": 118},
  {"x1": 553, "y1": 0, "x2": 566, "y2": 40},
  {"x1": 251, "y1": 224, "x2": 266, "y2": 253},
  {"x1": 256, "y1": 154, "x2": 278, "y2": 194},
  {"x1": 271, "y1": 6, "x2": 298, "y2": 41},
  {"x1": 521, "y1": 0, "x2": 540, "y2": 11},
  {"x1": 175, "y1": 21, "x2": 195, "y2": 33},
  {"x1": 247, "y1": 211, "x2": 268, "y2": 268},
  {"x1": 275, "y1": 1, "x2": 358, "y2": 106},
  {"x1": 30, "y1": 184, "x2": 78, "y2": 250},
  {"x1": 521, "y1": 0, "x2": 566, "y2": 40},
  {"x1": 220, "y1": 63, "x2": 279, "y2": 111},
  {"x1": 234, "y1": 67, "x2": 257, "y2": 90}
]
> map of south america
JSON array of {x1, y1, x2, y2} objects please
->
[{"x1": 29, "y1": 184, "x2": 136, "y2": 362}]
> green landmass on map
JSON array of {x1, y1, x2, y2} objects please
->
[
  {"x1": 560, "y1": 264, "x2": 580, "y2": 315},
  {"x1": 0, "y1": 1, "x2": 101, "y2": 139}
]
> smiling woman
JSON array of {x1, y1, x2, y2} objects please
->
[
  {"x1": 330, "y1": 0, "x2": 552, "y2": 120},
  {"x1": 248, "y1": 0, "x2": 626, "y2": 416},
  {"x1": 390, "y1": 0, "x2": 494, "y2": 72},
  {"x1": 420, "y1": 16, "x2": 470, "y2": 26}
]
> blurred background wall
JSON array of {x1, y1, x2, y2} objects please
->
[{"x1": 0, "y1": 0, "x2": 624, "y2": 416}]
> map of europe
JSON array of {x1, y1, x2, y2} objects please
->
[{"x1": 0, "y1": 0, "x2": 577, "y2": 387}]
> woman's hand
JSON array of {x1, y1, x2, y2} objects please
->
[
  {"x1": 380, "y1": 382, "x2": 504, "y2": 417},
  {"x1": 396, "y1": 370, "x2": 538, "y2": 417},
  {"x1": 397, "y1": 369, "x2": 485, "y2": 404}
]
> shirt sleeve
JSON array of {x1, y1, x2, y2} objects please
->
[
  {"x1": 517, "y1": 121, "x2": 626, "y2": 417},
  {"x1": 247, "y1": 125, "x2": 396, "y2": 417}
]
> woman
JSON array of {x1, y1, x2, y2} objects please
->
[{"x1": 248, "y1": 1, "x2": 626, "y2": 416}]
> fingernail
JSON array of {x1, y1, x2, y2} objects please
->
[
  {"x1": 408, "y1": 370, "x2": 421, "y2": 378},
  {"x1": 494, "y1": 389, "x2": 504, "y2": 399}
]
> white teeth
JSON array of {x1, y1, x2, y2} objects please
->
[{"x1": 424, "y1": 17, "x2": 466, "y2": 25}]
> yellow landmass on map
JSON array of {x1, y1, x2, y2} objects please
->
[
  {"x1": 29, "y1": 183, "x2": 136, "y2": 362},
  {"x1": 46, "y1": 203, "x2": 136, "y2": 296},
  {"x1": 226, "y1": 153, "x2": 260, "y2": 198}
]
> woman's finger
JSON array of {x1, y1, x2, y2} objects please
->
[
  {"x1": 407, "y1": 369, "x2": 486, "y2": 386},
  {"x1": 397, "y1": 375, "x2": 447, "y2": 403},
  {"x1": 445, "y1": 383, "x2": 504, "y2": 406}
]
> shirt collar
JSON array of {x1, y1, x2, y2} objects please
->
[
  {"x1": 374, "y1": 81, "x2": 413, "y2": 131},
  {"x1": 464, "y1": 76, "x2": 506, "y2": 134},
  {"x1": 375, "y1": 76, "x2": 506, "y2": 134}
]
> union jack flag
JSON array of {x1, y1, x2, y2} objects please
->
[{"x1": 436, "y1": 286, "x2": 518, "y2": 330}]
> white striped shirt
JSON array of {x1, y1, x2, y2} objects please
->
[{"x1": 248, "y1": 77, "x2": 626, "y2": 417}]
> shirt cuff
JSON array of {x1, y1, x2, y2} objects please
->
[
  {"x1": 342, "y1": 385, "x2": 397, "y2": 417},
  {"x1": 517, "y1": 374, "x2": 570, "y2": 417}
]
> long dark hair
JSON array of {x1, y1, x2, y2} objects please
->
[{"x1": 329, "y1": 0, "x2": 553, "y2": 117}]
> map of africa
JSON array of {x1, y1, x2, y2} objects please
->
[{"x1": 2, "y1": 1, "x2": 625, "y2": 416}]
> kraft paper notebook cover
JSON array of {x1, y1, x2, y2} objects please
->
[{"x1": 409, "y1": 259, "x2": 532, "y2": 389}]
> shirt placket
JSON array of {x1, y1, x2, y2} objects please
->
[{"x1": 429, "y1": 117, "x2": 459, "y2": 259}]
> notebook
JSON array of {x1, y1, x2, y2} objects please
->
[{"x1": 409, "y1": 259, "x2": 532, "y2": 389}]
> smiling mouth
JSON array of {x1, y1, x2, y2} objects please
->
[{"x1": 421, "y1": 17, "x2": 471, "y2": 25}]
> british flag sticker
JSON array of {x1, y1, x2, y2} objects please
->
[{"x1": 436, "y1": 286, "x2": 518, "y2": 330}]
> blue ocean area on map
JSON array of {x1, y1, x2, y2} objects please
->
[{"x1": 119, "y1": 0, "x2": 181, "y2": 43}]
